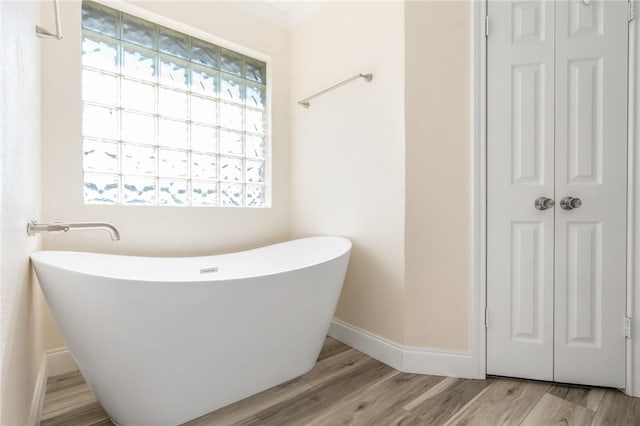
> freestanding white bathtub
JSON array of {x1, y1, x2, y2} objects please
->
[{"x1": 31, "y1": 236, "x2": 351, "y2": 425}]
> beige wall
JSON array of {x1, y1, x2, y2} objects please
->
[
  {"x1": 0, "y1": 1, "x2": 43, "y2": 423},
  {"x1": 290, "y1": 0, "x2": 472, "y2": 349},
  {"x1": 289, "y1": 1, "x2": 406, "y2": 342},
  {"x1": 404, "y1": 0, "x2": 471, "y2": 350},
  {"x1": 40, "y1": 1, "x2": 291, "y2": 349},
  {"x1": 37, "y1": 0, "x2": 474, "y2": 364}
]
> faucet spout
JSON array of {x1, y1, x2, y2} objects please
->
[
  {"x1": 27, "y1": 221, "x2": 120, "y2": 241},
  {"x1": 66, "y1": 222, "x2": 120, "y2": 241}
]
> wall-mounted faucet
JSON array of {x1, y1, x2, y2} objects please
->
[{"x1": 27, "y1": 221, "x2": 120, "y2": 241}]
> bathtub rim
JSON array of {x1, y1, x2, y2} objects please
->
[{"x1": 30, "y1": 235, "x2": 352, "y2": 284}]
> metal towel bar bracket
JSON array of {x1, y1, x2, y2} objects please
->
[
  {"x1": 36, "y1": 0, "x2": 63, "y2": 40},
  {"x1": 298, "y1": 73, "x2": 373, "y2": 108}
]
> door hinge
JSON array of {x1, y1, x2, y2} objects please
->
[
  {"x1": 485, "y1": 15, "x2": 490, "y2": 37},
  {"x1": 485, "y1": 307, "x2": 489, "y2": 328},
  {"x1": 630, "y1": 0, "x2": 635, "y2": 22},
  {"x1": 626, "y1": 316, "x2": 632, "y2": 339}
]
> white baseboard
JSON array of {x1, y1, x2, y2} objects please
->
[
  {"x1": 28, "y1": 356, "x2": 49, "y2": 426},
  {"x1": 328, "y1": 318, "x2": 477, "y2": 379},
  {"x1": 28, "y1": 347, "x2": 78, "y2": 426}
]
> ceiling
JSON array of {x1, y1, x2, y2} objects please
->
[
  {"x1": 229, "y1": 0, "x2": 323, "y2": 29},
  {"x1": 260, "y1": 1, "x2": 305, "y2": 15}
]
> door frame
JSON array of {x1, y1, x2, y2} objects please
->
[{"x1": 470, "y1": 0, "x2": 640, "y2": 396}]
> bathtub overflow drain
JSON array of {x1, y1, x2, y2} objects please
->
[{"x1": 200, "y1": 267, "x2": 219, "y2": 274}]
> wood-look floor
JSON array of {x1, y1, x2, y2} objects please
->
[{"x1": 40, "y1": 337, "x2": 640, "y2": 426}]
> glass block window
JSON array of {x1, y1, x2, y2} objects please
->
[{"x1": 81, "y1": 1, "x2": 268, "y2": 207}]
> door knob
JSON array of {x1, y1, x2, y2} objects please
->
[
  {"x1": 560, "y1": 196, "x2": 582, "y2": 210},
  {"x1": 535, "y1": 197, "x2": 555, "y2": 210}
]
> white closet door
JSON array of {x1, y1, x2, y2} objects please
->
[
  {"x1": 553, "y1": 0, "x2": 628, "y2": 387},
  {"x1": 487, "y1": 0, "x2": 556, "y2": 381}
]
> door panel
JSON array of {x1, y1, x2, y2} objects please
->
[
  {"x1": 566, "y1": 58, "x2": 603, "y2": 184},
  {"x1": 554, "y1": 0, "x2": 628, "y2": 387},
  {"x1": 512, "y1": 64, "x2": 546, "y2": 185},
  {"x1": 487, "y1": 0, "x2": 555, "y2": 381},
  {"x1": 566, "y1": 222, "x2": 602, "y2": 346},
  {"x1": 510, "y1": 222, "x2": 546, "y2": 344},
  {"x1": 488, "y1": 0, "x2": 628, "y2": 386}
]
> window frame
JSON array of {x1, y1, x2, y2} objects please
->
[{"x1": 81, "y1": 0, "x2": 273, "y2": 208}]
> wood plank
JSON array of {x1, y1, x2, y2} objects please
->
[
  {"x1": 548, "y1": 384, "x2": 605, "y2": 411},
  {"x1": 301, "y1": 348, "x2": 376, "y2": 387},
  {"x1": 398, "y1": 377, "x2": 495, "y2": 426},
  {"x1": 46, "y1": 371, "x2": 85, "y2": 394},
  {"x1": 306, "y1": 373, "x2": 445, "y2": 426},
  {"x1": 41, "y1": 382, "x2": 99, "y2": 420},
  {"x1": 230, "y1": 417, "x2": 261, "y2": 426},
  {"x1": 86, "y1": 420, "x2": 114, "y2": 426},
  {"x1": 590, "y1": 389, "x2": 640, "y2": 426},
  {"x1": 521, "y1": 393, "x2": 594, "y2": 426},
  {"x1": 444, "y1": 378, "x2": 549, "y2": 425},
  {"x1": 184, "y1": 348, "x2": 378, "y2": 425},
  {"x1": 185, "y1": 348, "x2": 372, "y2": 424},
  {"x1": 403, "y1": 376, "x2": 457, "y2": 411},
  {"x1": 182, "y1": 376, "x2": 312, "y2": 425},
  {"x1": 253, "y1": 357, "x2": 395, "y2": 426},
  {"x1": 40, "y1": 401, "x2": 110, "y2": 426},
  {"x1": 317, "y1": 336, "x2": 350, "y2": 361}
]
